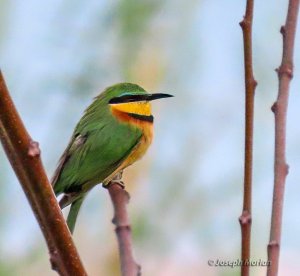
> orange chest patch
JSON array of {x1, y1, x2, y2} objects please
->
[{"x1": 111, "y1": 107, "x2": 153, "y2": 140}]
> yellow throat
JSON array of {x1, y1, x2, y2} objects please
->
[{"x1": 110, "y1": 101, "x2": 152, "y2": 116}]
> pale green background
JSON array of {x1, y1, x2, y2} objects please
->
[{"x1": 1, "y1": 1, "x2": 300, "y2": 275}]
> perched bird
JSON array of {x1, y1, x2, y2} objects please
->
[{"x1": 52, "y1": 83, "x2": 173, "y2": 233}]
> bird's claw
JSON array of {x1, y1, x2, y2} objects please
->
[
  {"x1": 102, "y1": 170, "x2": 125, "y2": 189},
  {"x1": 103, "y1": 180, "x2": 125, "y2": 189},
  {"x1": 112, "y1": 170, "x2": 125, "y2": 188},
  {"x1": 110, "y1": 179, "x2": 125, "y2": 189}
]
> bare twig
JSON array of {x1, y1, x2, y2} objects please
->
[
  {"x1": 0, "y1": 71, "x2": 87, "y2": 276},
  {"x1": 267, "y1": 1, "x2": 299, "y2": 275},
  {"x1": 107, "y1": 181, "x2": 141, "y2": 276},
  {"x1": 239, "y1": 1, "x2": 257, "y2": 275}
]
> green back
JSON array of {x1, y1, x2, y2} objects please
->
[{"x1": 53, "y1": 83, "x2": 146, "y2": 195}]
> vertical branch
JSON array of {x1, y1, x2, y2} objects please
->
[
  {"x1": 0, "y1": 71, "x2": 87, "y2": 276},
  {"x1": 267, "y1": 1, "x2": 299, "y2": 276},
  {"x1": 107, "y1": 182, "x2": 141, "y2": 276},
  {"x1": 239, "y1": 1, "x2": 257, "y2": 276}
]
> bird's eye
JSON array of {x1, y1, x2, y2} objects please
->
[{"x1": 109, "y1": 95, "x2": 147, "y2": 104}]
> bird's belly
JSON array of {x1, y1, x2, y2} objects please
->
[
  {"x1": 103, "y1": 123, "x2": 153, "y2": 184},
  {"x1": 124, "y1": 135, "x2": 152, "y2": 168},
  {"x1": 121, "y1": 122, "x2": 153, "y2": 168}
]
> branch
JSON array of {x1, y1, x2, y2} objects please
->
[
  {"x1": 267, "y1": 1, "x2": 299, "y2": 275},
  {"x1": 0, "y1": 71, "x2": 87, "y2": 276},
  {"x1": 107, "y1": 181, "x2": 141, "y2": 276},
  {"x1": 239, "y1": 1, "x2": 257, "y2": 275}
]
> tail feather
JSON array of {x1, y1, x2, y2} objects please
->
[{"x1": 66, "y1": 197, "x2": 84, "y2": 234}]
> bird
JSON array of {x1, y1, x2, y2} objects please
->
[{"x1": 52, "y1": 83, "x2": 173, "y2": 233}]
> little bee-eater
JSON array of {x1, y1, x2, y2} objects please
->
[{"x1": 52, "y1": 83, "x2": 173, "y2": 233}]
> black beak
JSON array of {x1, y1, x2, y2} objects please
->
[
  {"x1": 109, "y1": 93, "x2": 173, "y2": 104},
  {"x1": 146, "y1": 93, "x2": 174, "y2": 101}
]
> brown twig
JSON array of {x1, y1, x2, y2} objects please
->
[
  {"x1": 107, "y1": 182, "x2": 141, "y2": 276},
  {"x1": 0, "y1": 71, "x2": 87, "y2": 276},
  {"x1": 239, "y1": 1, "x2": 257, "y2": 276},
  {"x1": 267, "y1": 1, "x2": 299, "y2": 275}
]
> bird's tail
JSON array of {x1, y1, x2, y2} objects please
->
[{"x1": 66, "y1": 196, "x2": 84, "y2": 234}]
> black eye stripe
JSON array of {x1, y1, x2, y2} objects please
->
[
  {"x1": 109, "y1": 93, "x2": 173, "y2": 104},
  {"x1": 109, "y1": 95, "x2": 148, "y2": 104}
]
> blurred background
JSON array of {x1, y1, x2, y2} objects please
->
[{"x1": 0, "y1": 0, "x2": 300, "y2": 275}]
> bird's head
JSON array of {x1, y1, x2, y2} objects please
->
[{"x1": 104, "y1": 83, "x2": 173, "y2": 122}]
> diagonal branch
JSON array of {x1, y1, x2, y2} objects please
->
[
  {"x1": 239, "y1": 1, "x2": 257, "y2": 276},
  {"x1": 267, "y1": 1, "x2": 300, "y2": 276},
  {"x1": 107, "y1": 182, "x2": 141, "y2": 276},
  {"x1": 0, "y1": 71, "x2": 87, "y2": 276}
]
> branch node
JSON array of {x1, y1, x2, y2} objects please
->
[
  {"x1": 115, "y1": 225, "x2": 131, "y2": 233},
  {"x1": 280, "y1": 25, "x2": 286, "y2": 36},
  {"x1": 253, "y1": 79, "x2": 258, "y2": 88},
  {"x1": 239, "y1": 210, "x2": 252, "y2": 226},
  {"x1": 239, "y1": 19, "x2": 245, "y2": 29},
  {"x1": 50, "y1": 250, "x2": 59, "y2": 272},
  {"x1": 137, "y1": 264, "x2": 142, "y2": 276},
  {"x1": 239, "y1": 17, "x2": 250, "y2": 30},
  {"x1": 27, "y1": 140, "x2": 41, "y2": 157},
  {"x1": 268, "y1": 240, "x2": 280, "y2": 251},
  {"x1": 271, "y1": 102, "x2": 278, "y2": 113},
  {"x1": 112, "y1": 217, "x2": 117, "y2": 225},
  {"x1": 285, "y1": 163, "x2": 290, "y2": 175},
  {"x1": 123, "y1": 189, "x2": 131, "y2": 202},
  {"x1": 276, "y1": 65, "x2": 294, "y2": 79}
]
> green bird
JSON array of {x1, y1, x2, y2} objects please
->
[{"x1": 52, "y1": 83, "x2": 172, "y2": 233}]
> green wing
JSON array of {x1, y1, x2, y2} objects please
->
[
  {"x1": 52, "y1": 107, "x2": 142, "y2": 197},
  {"x1": 52, "y1": 123, "x2": 142, "y2": 196}
]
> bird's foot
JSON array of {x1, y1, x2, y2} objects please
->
[
  {"x1": 111, "y1": 179, "x2": 125, "y2": 189},
  {"x1": 103, "y1": 180, "x2": 125, "y2": 189},
  {"x1": 102, "y1": 170, "x2": 125, "y2": 189},
  {"x1": 113, "y1": 170, "x2": 123, "y2": 181}
]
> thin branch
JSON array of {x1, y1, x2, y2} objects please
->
[
  {"x1": 267, "y1": 1, "x2": 299, "y2": 275},
  {"x1": 0, "y1": 71, "x2": 87, "y2": 276},
  {"x1": 239, "y1": 1, "x2": 257, "y2": 276},
  {"x1": 107, "y1": 181, "x2": 141, "y2": 276}
]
